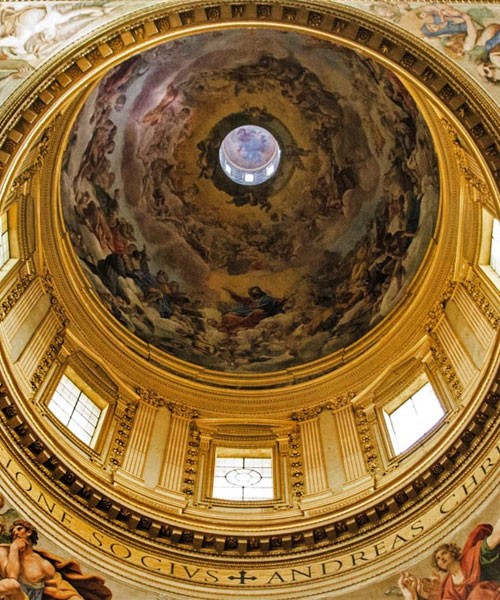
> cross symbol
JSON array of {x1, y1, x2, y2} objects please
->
[{"x1": 228, "y1": 570, "x2": 257, "y2": 585}]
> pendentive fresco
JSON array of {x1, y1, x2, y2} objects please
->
[
  {"x1": 61, "y1": 29, "x2": 439, "y2": 373},
  {"x1": 0, "y1": 496, "x2": 112, "y2": 599}
]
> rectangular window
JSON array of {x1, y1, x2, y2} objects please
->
[
  {"x1": 48, "y1": 374, "x2": 102, "y2": 446},
  {"x1": 490, "y1": 218, "x2": 500, "y2": 277},
  {"x1": 212, "y1": 449, "x2": 274, "y2": 501},
  {"x1": 0, "y1": 213, "x2": 10, "y2": 268},
  {"x1": 384, "y1": 382, "x2": 444, "y2": 454}
]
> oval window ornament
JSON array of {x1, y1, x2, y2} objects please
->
[{"x1": 219, "y1": 125, "x2": 281, "y2": 186}]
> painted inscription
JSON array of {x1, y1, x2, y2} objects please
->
[{"x1": 0, "y1": 443, "x2": 498, "y2": 588}]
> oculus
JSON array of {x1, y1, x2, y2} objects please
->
[{"x1": 219, "y1": 125, "x2": 281, "y2": 186}]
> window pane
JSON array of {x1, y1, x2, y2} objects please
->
[
  {"x1": 212, "y1": 453, "x2": 274, "y2": 501},
  {"x1": 0, "y1": 213, "x2": 9, "y2": 268},
  {"x1": 385, "y1": 382, "x2": 444, "y2": 454},
  {"x1": 48, "y1": 375, "x2": 101, "y2": 446},
  {"x1": 490, "y1": 218, "x2": 500, "y2": 277}
]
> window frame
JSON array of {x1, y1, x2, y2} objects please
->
[
  {"x1": 0, "y1": 204, "x2": 19, "y2": 283},
  {"x1": 46, "y1": 367, "x2": 108, "y2": 451},
  {"x1": 479, "y1": 210, "x2": 500, "y2": 289},
  {"x1": 194, "y1": 427, "x2": 293, "y2": 509},
  {"x1": 212, "y1": 447, "x2": 275, "y2": 502},
  {"x1": 382, "y1": 380, "x2": 446, "y2": 457}
]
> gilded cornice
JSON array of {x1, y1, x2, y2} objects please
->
[
  {"x1": 17, "y1": 81, "x2": 455, "y2": 415},
  {"x1": 0, "y1": 370, "x2": 498, "y2": 559},
  {"x1": 20, "y1": 61, "x2": 467, "y2": 412}
]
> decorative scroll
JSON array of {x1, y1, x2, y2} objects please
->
[
  {"x1": 425, "y1": 280, "x2": 457, "y2": 333},
  {"x1": 41, "y1": 269, "x2": 68, "y2": 326},
  {"x1": 135, "y1": 386, "x2": 166, "y2": 407},
  {"x1": 12, "y1": 116, "x2": 61, "y2": 189},
  {"x1": 441, "y1": 118, "x2": 496, "y2": 212}
]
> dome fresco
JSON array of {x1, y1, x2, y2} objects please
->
[{"x1": 61, "y1": 29, "x2": 439, "y2": 374}]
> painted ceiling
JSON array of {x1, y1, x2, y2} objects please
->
[{"x1": 61, "y1": 28, "x2": 439, "y2": 373}]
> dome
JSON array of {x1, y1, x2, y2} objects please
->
[
  {"x1": 0, "y1": 3, "x2": 498, "y2": 600},
  {"x1": 61, "y1": 29, "x2": 439, "y2": 374}
]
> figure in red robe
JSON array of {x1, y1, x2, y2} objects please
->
[{"x1": 398, "y1": 518, "x2": 500, "y2": 600}]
